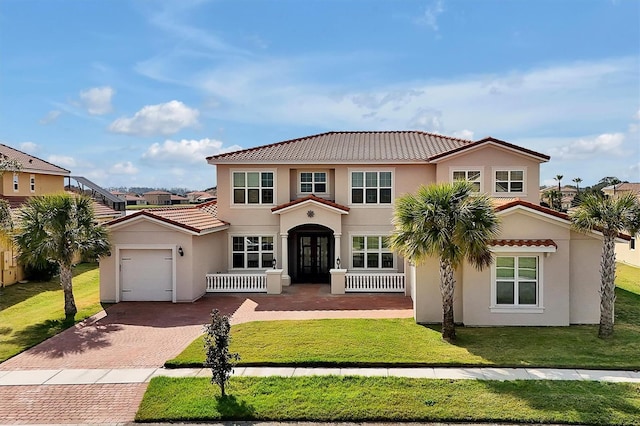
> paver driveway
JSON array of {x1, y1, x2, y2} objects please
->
[{"x1": 0, "y1": 285, "x2": 413, "y2": 424}]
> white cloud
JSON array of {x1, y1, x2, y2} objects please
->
[
  {"x1": 48, "y1": 155, "x2": 77, "y2": 168},
  {"x1": 109, "y1": 101, "x2": 199, "y2": 136},
  {"x1": 79, "y1": 86, "x2": 114, "y2": 115},
  {"x1": 39, "y1": 110, "x2": 62, "y2": 125},
  {"x1": 635, "y1": 109, "x2": 640, "y2": 120},
  {"x1": 109, "y1": 161, "x2": 138, "y2": 175},
  {"x1": 452, "y1": 129, "x2": 474, "y2": 140},
  {"x1": 417, "y1": 0, "x2": 445, "y2": 32},
  {"x1": 19, "y1": 142, "x2": 39, "y2": 153},
  {"x1": 142, "y1": 138, "x2": 242, "y2": 164},
  {"x1": 547, "y1": 133, "x2": 626, "y2": 160}
]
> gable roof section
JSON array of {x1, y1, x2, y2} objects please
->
[
  {"x1": 0, "y1": 143, "x2": 70, "y2": 175},
  {"x1": 271, "y1": 195, "x2": 350, "y2": 214},
  {"x1": 208, "y1": 131, "x2": 472, "y2": 164},
  {"x1": 108, "y1": 202, "x2": 228, "y2": 235},
  {"x1": 496, "y1": 199, "x2": 632, "y2": 241},
  {"x1": 429, "y1": 137, "x2": 550, "y2": 163}
]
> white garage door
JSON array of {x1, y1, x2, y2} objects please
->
[{"x1": 120, "y1": 249, "x2": 173, "y2": 301}]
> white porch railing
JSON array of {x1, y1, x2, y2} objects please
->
[
  {"x1": 206, "y1": 273, "x2": 267, "y2": 293},
  {"x1": 345, "y1": 273, "x2": 405, "y2": 293}
]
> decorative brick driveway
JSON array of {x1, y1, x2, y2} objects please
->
[{"x1": 0, "y1": 285, "x2": 413, "y2": 424}]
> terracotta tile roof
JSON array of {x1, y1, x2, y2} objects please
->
[
  {"x1": 429, "y1": 136, "x2": 550, "y2": 162},
  {"x1": 0, "y1": 144, "x2": 70, "y2": 175},
  {"x1": 605, "y1": 182, "x2": 640, "y2": 196},
  {"x1": 208, "y1": 131, "x2": 472, "y2": 163},
  {"x1": 271, "y1": 195, "x2": 350, "y2": 213},
  {"x1": 495, "y1": 199, "x2": 570, "y2": 220},
  {"x1": 0, "y1": 195, "x2": 31, "y2": 209},
  {"x1": 491, "y1": 239, "x2": 557, "y2": 249},
  {"x1": 196, "y1": 200, "x2": 218, "y2": 216},
  {"x1": 91, "y1": 201, "x2": 123, "y2": 221},
  {"x1": 143, "y1": 190, "x2": 171, "y2": 195},
  {"x1": 170, "y1": 194, "x2": 188, "y2": 201},
  {"x1": 108, "y1": 203, "x2": 228, "y2": 234}
]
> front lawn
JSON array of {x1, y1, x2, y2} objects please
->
[
  {"x1": 168, "y1": 263, "x2": 640, "y2": 369},
  {"x1": 137, "y1": 376, "x2": 640, "y2": 425},
  {"x1": 0, "y1": 263, "x2": 103, "y2": 362}
]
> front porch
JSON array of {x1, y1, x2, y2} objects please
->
[{"x1": 205, "y1": 270, "x2": 407, "y2": 295}]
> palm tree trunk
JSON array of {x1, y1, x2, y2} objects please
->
[
  {"x1": 439, "y1": 258, "x2": 456, "y2": 341},
  {"x1": 598, "y1": 234, "x2": 616, "y2": 338},
  {"x1": 60, "y1": 263, "x2": 77, "y2": 320}
]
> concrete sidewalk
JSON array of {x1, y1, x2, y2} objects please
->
[{"x1": 2, "y1": 366, "x2": 639, "y2": 386}]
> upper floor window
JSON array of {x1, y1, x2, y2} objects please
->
[
  {"x1": 495, "y1": 256, "x2": 538, "y2": 306},
  {"x1": 495, "y1": 170, "x2": 524, "y2": 193},
  {"x1": 452, "y1": 170, "x2": 481, "y2": 192},
  {"x1": 232, "y1": 236, "x2": 274, "y2": 269},
  {"x1": 351, "y1": 171, "x2": 392, "y2": 204},
  {"x1": 233, "y1": 171, "x2": 274, "y2": 204},
  {"x1": 12, "y1": 174, "x2": 18, "y2": 192},
  {"x1": 352, "y1": 236, "x2": 394, "y2": 269},
  {"x1": 300, "y1": 172, "x2": 327, "y2": 194},
  {"x1": 30, "y1": 175, "x2": 35, "y2": 192}
]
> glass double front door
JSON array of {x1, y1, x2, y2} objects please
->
[{"x1": 295, "y1": 233, "x2": 331, "y2": 283}]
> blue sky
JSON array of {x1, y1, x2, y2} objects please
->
[{"x1": 1, "y1": 0, "x2": 638, "y2": 190}]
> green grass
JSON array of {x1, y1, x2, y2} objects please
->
[
  {"x1": 0, "y1": 263, "x2": 104, "y2": 363},
  {"x1": 168, "y1": 263, "x2": 640, "y2": 369},
  {"x1": 137, "y1": 376, "x2": 640, "y2": 425}
]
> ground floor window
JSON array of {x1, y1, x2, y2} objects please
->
[
  {"x1": 351, "y1": 236, "x2": 393, "y2": 269},
  {"x1": 232, "y1": 236, "x2": 274, "y2": 269},
  {"x1": 495, "y1": 255, "x2": 539, "y2": 306}
]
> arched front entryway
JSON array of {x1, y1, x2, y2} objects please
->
[{"x1": 288, "y1": 224, "x2": 334, "y2": 284}]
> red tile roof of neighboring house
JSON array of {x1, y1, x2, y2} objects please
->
[
  {"x1": 271, "y1": 195, "x2": 350, "y2": 213},
  {"x1": 170, "y1": 194, "x2": 188, "y2": 200},
  {"x1": 108, "y1": 201, "x2": 228, "y2": 234},
  {"x1": 207, "y1": 131, "x2": 550, "y2": 164},
  {"x1": 491, "y1": 239, "x2": 558, "y2": 249},
  {"x1": 0, "y1": 143, "x2": 70, "y2": 175},
  {"x1": 196, "y1": 199, "x2": 219, "y2": 216},
  {"x1": 143, "y1": 190, "x2": 171, "y2": 195}
]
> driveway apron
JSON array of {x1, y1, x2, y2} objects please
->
[{"x1": 0, "y1": 286, "x2": 413, "y2": 424}]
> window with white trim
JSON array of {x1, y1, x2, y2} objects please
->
[
  {"x1": 452, "y1": 170, "x2": 481, "y2": 192},
  {"x1": 232, "y1": 236, "x2": 274, "y2": 269},
  {"x1": 300, "y1": 172, "x2": 327, "y2": 194},
  {"x1": 352, "y1": 236, "x2": 394, "y2": 269},
  {"x1": 12, "y1": 173, "x2": 18, "y2": 192},
  {"x1": 30, "y1": 175, "x2": 35, "y2": 192},
  {"x1": 495, "y1": 170, "x2": 524, "y2": 193},
  {"x1": 495, "y1": 256, "x2": 538, "y2": 306},
  {"x1": 232, "y1": 171, "x2": 274, "y2": 204},
  {"x1": 351, "y1": 171, "x2": 392, "y2": 204}
]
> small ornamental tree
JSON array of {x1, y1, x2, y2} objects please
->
[{"x1": 203, "y1": 309, "x2": 240, "y2": 397}]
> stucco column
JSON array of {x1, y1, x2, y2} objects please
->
[
  {"x1": 334, "y1": 232, "x2": 342, "y2": 268},
  {"x1": 280, "y1": 233, "x2": 291, "y2": 286}
]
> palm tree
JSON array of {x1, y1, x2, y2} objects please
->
[
  {"x1": 572, "y1": 177, "x2": 582, "y2": 193},
  {"x1": 14, "y1": 194, "x2": 111, "y2": 319},
  {"x1": 570, "y1": 192, "x2": 640, "y2": 338},
  {"x1": 554, "y1": 174, "x2": 563, "y2": 192},
  {"x1": 390, "y1": 181, "x2": 500, "y2": 341}
]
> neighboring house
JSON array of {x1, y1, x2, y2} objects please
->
[
  {"x1": 0, "y1": 144, "x2": 70, "y2": 285},
  {"x1": 186, "y1": 191, "x2": 216, "y2": 203},
  {"x1": 170, "y1": 194, "x2": 190, "y2": 205},
  {"x1": 100, "y1": 131, "x2": 621, "y2": 326},
  {"x1": 143, "y1": 190, "x2": 172, "y2": 205},
  {"x1": 603, "y1": 182, "x2": 640, "y2": 267},
  {"x1": 539, "y1": 185, "x2": 577, "y2": 211}
]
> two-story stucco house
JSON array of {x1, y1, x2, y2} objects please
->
[{"x1": 100, "y1": 131, "x2": 621, "y2": 326}]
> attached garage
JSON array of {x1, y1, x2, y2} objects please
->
[
  {"x1": 119, "y1": 248, "x2": 174, "y2": 301},
  {"x1": 99, "y1": 202, "x2": 229, "y2": 303}
]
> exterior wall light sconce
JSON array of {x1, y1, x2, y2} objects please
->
[
  {"x1": 178, "y1": 246, "x2": 184, "y2": 257},
  {"x1": 336, "y1": 257, "x2": 340, "y2": 268},
  {"x1": 272, "y1": 258, "x2": 277, "y2": 269}
]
